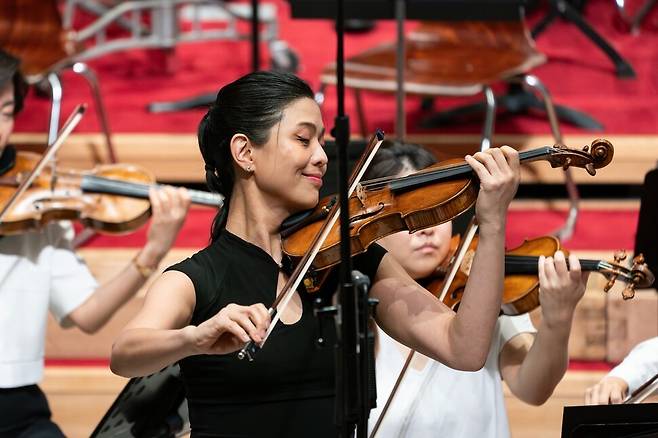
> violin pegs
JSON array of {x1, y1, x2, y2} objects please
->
[
  {"x1": 633, "y1": 253, "x2": 645, "y2": 265},
  {"x1": 585, "y1": 163, "x2": 596, "y2": 176},
  {"x1": 614, "y1": 250, "x2": 627, "y2": 263},
  {"x1": 562, "y1": 157, "x2": 572, "y2": 171},
  {"x1": 582, "y1": 145, "x2": 590, "y2": 152},
  {"x1": 622, "y1": 284, "x2": 636, "y2": 300},
  {"x1": 604, "y1": 277, "x2": 617, "y2": 292}
]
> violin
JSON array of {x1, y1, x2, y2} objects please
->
[
  {"x1": 0, "y1": 147, "x2": 223, "y2": 235},
  {"x1": 0, "y1": 104, "x2": 222, "y2": 235},
  {"x1": 281, "y1": 139, "x2": 615, "y2": 274},
  {"x1": 428, "y1": 235, "x2": 655, "y2": 313},
  {"x1": 239, "y1": 136, "x2": 616, "y2": 361}
]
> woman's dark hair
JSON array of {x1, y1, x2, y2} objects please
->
[
  {"x1": 11, "y1": 73, "x2": 28, "y2": 115},
  {"x1": 0, "y1": 49, "x2": 28, "y2": 115},
  {"x1": 363, "y1": 140, "x2": 437, "y2": 180},
  {"x1": 198, "y1": 71, "x2": 314, "y2": 242}
]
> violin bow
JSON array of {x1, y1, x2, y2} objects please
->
[
  {"x1": 238, "y1": 130, "x2": 385, "y2": 361},
  {"x1": 624, "y1": 372, "x2": 658, "y2": 404},
  {"x1": 0, "y1": 104, "x2": 87, "y2": 223},
  {"x1": 369, "y1": 218, "x2": 479, "y2": 438}
]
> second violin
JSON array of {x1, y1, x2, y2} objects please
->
[
  {"x1": 0, "y1": 147, "x2": 223, "y2": 235},
  {"x1": 432, "y1": 235, "x2": 654, "y2": 314}
]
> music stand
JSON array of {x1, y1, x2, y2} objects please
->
[
  {"x1": 561, "y1": 403, "x2": 658, "y2": 438},
  {"x1": 91, "y1": 365, "x2": 189, "y2": 438}
]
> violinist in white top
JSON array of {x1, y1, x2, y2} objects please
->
[
  {"x1": 364, "y1": 141, "x2": 590, "y2": 438},
  {"x1": 586, "y1": 336, "x2": 658, "y2": 404}
]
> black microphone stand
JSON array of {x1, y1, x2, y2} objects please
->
[
  {"x1": 332, "y1": 0, "x2": 355, "y2": 433},
  {"x1": 329, "y1": 0, "x2": 377, "y2": 435},
  {"x1": 251, "y1": 0, "x2": 260, "y2": 71}
]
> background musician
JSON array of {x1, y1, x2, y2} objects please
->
[
  {"x1": 364, "y1": 141, "x2": 590, "y2": 438},
  {"x1": 0, "y1": 49, "x2": 191, "y2": 437}
]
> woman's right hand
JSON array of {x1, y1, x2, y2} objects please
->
[
  {"x1": 464, "y1": 146, "x2": 520, "y2": 233},
  {"x1": 189, "y1": 303, "x2": 270, "y2": 355}
]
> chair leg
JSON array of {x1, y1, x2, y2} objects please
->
[
  {"x1": 62, "y1": 0, "x2": 78, "y2": 30},
  {"x1": 480, "y1": 86, "x2": 496, "y2": 152},
  {"x1": 632, "y1": 0, "x2": 658, "y2": 32},
  {"x1": 46, "y1": 73, "x2": 63, "y2": 146},
  {"x1": 516, "y1": 74, "x2": 579, "y2": 241},
  {"x1": 72, "y1": 62, "x2": 117, "y2": 163}
]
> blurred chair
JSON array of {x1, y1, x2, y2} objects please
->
[
  {"x1": 319, "y1": 20, "x2": 549, "y2": 150},
  {"x1": 0, "y1": 0, "x2": 116, "y2": 161},
  {"x1": 61, "y1": 0, "x2": 297, "y2": 72},
  {"x1": 318, "y1": 17, "x2": 583, "y2": 239},
  {"x1": 615, "y1": 0, "x2": 657, "y2": 34}
]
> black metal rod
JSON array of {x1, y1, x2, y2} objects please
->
[
  {"x1": 251, "y1": 0, "x2": 260, "y2": 71},
  {"x1": 333, "y1": 0, "x2": 357, "y2": 434}
]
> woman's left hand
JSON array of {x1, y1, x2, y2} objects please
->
[{"x1": 538, "y1": 251, "x2": 589, "y2": 329}]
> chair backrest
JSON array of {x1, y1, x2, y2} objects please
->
[
  {"x1": 322, "y1": 11, "x2": 546, "y2": 94},
  {"x1": 0, "y1": 0, "x2": 72, "y2": 78},
  {"x1": 404, "y1": 20, "x2": 545, "y2": 86}
]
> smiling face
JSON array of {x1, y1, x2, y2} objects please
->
[
  {"x1": 0, "y1": 80, "x2": 15, "y2": 155},
  {"x1": 249, "y1": 97, "x2": 328, "y2": 213},
  {"x1": 377, "y1": 167, "x2": 453, "y2": 280}
]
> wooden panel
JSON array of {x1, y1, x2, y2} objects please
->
[
  {"x1": 568, "y1": 289, "x2": 607, "y2": 361},
  {"x1": 606, "y1": 288, "x2": 658, "y2": 363},
  {"x1": 45, "y1": 249, "x2": 197, "y2": 360},
  {"x1": 504, "y1": 371, "x2": 608, "y2": 438},
  {"x1": 11, "y1": 133, "x2": 658, "y2": 185}
]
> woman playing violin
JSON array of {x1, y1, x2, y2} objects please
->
[
  {"x1": 110, "y1": 71, "x2": 520, "y2": 437},
  {"x1": 365, "y1": 141, "x2": 590, "y2": 438},
  {"x1": 0, "y1": 49, "x2": 191, "y2": 437}
]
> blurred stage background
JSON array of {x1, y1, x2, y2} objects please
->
[{"x1": 6, "y1": 0, "x2": 657, "y2": 436}]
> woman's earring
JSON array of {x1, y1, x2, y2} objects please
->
[{"x1": 246, "y1": 165, "x2": 252, "y2": 172}]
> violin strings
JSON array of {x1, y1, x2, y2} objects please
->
[
  {"x1": 504, "y1": 255, "x2": 602, "y2": 271},
  {"x1": 361, "y1": 147, "x2": 554, "y2": 192},
  {"x1": 83, "y1": 175, "x2": 222, "y2": 206}
]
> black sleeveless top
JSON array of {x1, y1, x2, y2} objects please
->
[{"x1": 166, "y1": 230, "x2": 387, "y2": 438}]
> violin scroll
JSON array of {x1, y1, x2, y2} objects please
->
[
  {"x1": 624, "y1": 254, "x2": 656, "y2": 300},
  {"x1": 548, "y1": 139, "x2": 614, "y2": 176},
  {"x1": 600, "y1": 252, "x2": 655, "y2": 300}
]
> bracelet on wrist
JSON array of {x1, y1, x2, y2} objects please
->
[{"x1": 132, "y1": 253, "x2": 158, "y2": 279}]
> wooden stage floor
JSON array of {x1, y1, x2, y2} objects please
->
[{"x1": 46, "y1": 365, "x2": 654, "y2": 438}]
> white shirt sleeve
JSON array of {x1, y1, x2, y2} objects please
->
[
  {"x1": 47, "y1": 223, "x2": 98, "y2": 324},
  {"x1": 607, "y1": 337, "x2": 658, "y2": 393},
  {"x1": 496, "y1": 313, "x2": 537, "y2": 353}
]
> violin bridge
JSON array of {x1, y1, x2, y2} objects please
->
[{"x1": 356, "y1": 183, "x2": 366, "y2": 206}]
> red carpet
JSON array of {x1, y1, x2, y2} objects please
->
[
  {"x1": 12, "y1": 0, "x2": 658, "y2": 136},
  {"x1": 77, "y1": 207, "x2": 639, "y2": 251}
]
